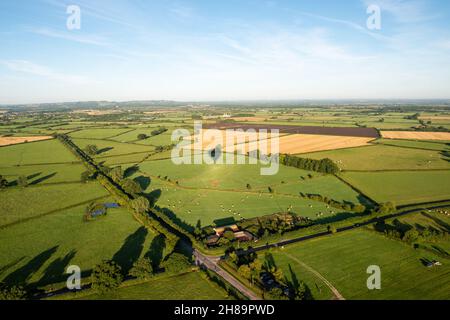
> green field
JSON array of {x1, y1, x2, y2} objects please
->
[
  {"x1": 262, "y1": 229, "x2": 450, "y2": 300},
  {"x1": 0, "y1": 139, "x2": 79, "y2": 166},
  {"x1": 72, "y1": 138, "x2": 155, "y2": 157},
  {"x1": 0, "y1": 182, "x2": 109, "y2": 227},
  {"x1": 0, "y1": 163, "x2": 85, "y2": 185},
  {"x1": 77, "y1": 272, "x2": 232, "y2": 300},
  {"x1": 0, "y1": 201, "x2": 156, "y2": 288},
  {"x1": 341, "y1": 171, "x2": 450, "y2": 205},
  {"x1": 69, "y1": 128, "x2": 133, "y2": 139},
  {"x1": 301, "y1": 144, "x2": 450, "y2": 171}
]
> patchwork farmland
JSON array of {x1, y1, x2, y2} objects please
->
[{"x1": 0, "y1": 104, "x2": 449, "y2": 301}]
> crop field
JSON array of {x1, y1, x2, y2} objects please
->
[
  {"x1": 381, "y1": 131, "x2": 450, "y2": 141},
  {"x1": 0, "y1": 136, "x2": 53, "y2": 147},
  {"x1": 301, "y1": 144, "x2": 450, "y2": 171},
  {"x1": 76, "y1": 272, "x2": 232, "y2": 300},
  {"x1": 341, "y1": 171, "x2": 450, "y2": 205},
  {"x1": 262, "y1": 229, "x2": 450, "y2": 300}
]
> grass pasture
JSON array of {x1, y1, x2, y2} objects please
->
[
  {"x1": 69, "y1": 128, "x2": 133, "y2": 140},
  {"x1": 77, "y1": 272, "x2": 232, "y2": 300},
  {"x1": 0, "y1": 201, "x2": 157, "y2": 288},
  {"x1": 0, "y1": 182, "x2": 109, "y2": 227},
  {"x1": 0, "y1": 139, "x2": 79, "y2": 166},
  {"x1": 72, "y1": 138, "x2": 155, "y2": 158},
  {"x1": 262, "y1": 229, "x2": 450, "y2": 300},
  {"x1": 301, "y1": 144, "x2": 450, "y2": 171},
  {"x1": 341, "y1": 171, "x2": 450, "y2": 205}
]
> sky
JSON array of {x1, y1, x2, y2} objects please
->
[{"x1": 0, "y1": 0, "x2": 450, "y2": 104}]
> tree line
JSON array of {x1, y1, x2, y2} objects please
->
[{"x1": 279, "y1": 154, "x2": 340, "y2": 174}]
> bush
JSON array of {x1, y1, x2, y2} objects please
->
[
  {"x1": 129, "y1": 258, "x2": 153, "y2": 279},
  {"x1": 0, "y1": 283, "x2": 26, "y2": 300},
  {"x1": 163, "y1": 253, "x2": 191, "y2": 274},
  {"x1": 91, "y1": 261, "x2": 123, "y2": 293}
]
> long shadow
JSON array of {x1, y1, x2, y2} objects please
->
[
  {"x1": 286, "y1": 264, "x2": 313, "y2": 300},
  {"x1": 263, "y1": 252, "x2": 277, "y2": 270},
  {"x1": 29, "y1": 172, "x2": 57, "y2": 185},
  {"x1": 112, "y1": 227, "x2": 148, "y2": 275},
  {"x1": 0, "y1": 257, "x2": 26, "y2": 277},
  {"x1": 3, "y1": 246, "x2": 58, "y2": 287},
  {"x1": 124, "y1": 165, "x2": 140, "y2": 178},
  {"x1": 97, "y1": 147, "x2": 114, "y2": 155},
  {"x1": 155, "y1": 206, "x2": 194, "y2": 233},
  {"x1": 145, "y1": 189, "x2": 161, "y2": 207},
  {"x1": 145, "y1": 234, "x2": 166, "y2": 270},
  {"x1": 134, "y1": 175, "x2": 151, "y2": 190},
  {"x1": 421, "y1": 212, "x2": 450, "y2": 232},
  {"x1": 36, "y1": 250, "x2": 76, "y2": 287}
]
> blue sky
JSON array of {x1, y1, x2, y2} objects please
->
[{"x1": 1, "y1": 0, "x2": 450, "y2": 103}]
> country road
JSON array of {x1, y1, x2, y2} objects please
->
[{"x1": 193, "y1": 250, "x2": 262, "y2": 301}]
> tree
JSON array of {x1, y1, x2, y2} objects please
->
[
  {"x1": 121, "y1": 178, "x2": 142, "y2": 195},
  {"x1": 267, "y1": 287, "x2": 288, "y2": 300},
  {"x1": 223, "y1": 230, "x2": 235, "y2": 241},
  {"x1": 129, "y1": 258, "x2": 153, "y2": 279},
  {"x1": 80, "y1": 171, "x2": 92, "y2": 183},
  {"x1": 130, "y1": 197, "x2": 150, "y2": 214},
  {"x1": 0, "y1": 283, "x2": 26, "y2": 300},
  {"x1": 163, "y1": 253, "x2": 191, "y2": 273},
  {"x1": 17, "y1": 175, "x2": 28, "y2": 188},
  {"x1": 0, "y1": 175, "x2": 8, "y2": 189},
  {"x1": 90, "y1": 261, "x2": 123, "y2": 294},
  {"x1": 137, "y1": 133, "x2": 148, "y2": 140},
  {"x1": 84, "y1": 144, "x2": 98, "y2": 156},
  {"x1": 238, "y1": 265, "x2": 252, "y2": 280},
  {"x1": 110, "y1": 166, "x2": 124, "y2": 182},
  {"x1": 403, "y1": 229, "x2": 420, "y2": 244},
  {"x1": 327, "y1": 225, "x2": 337, "y2": 234}
]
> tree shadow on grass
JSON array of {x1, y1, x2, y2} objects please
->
[
  {"x1": 421, "y1": 212, "x2": 450, "y2": 232},
  {"x1": 97, "y1": 147, "x2": 114, "y2": 155},
  {"x1": 124, "y1": 165, "x2": 140, "y2": 178},
  {"x1": 112, "y1": 227, "x2": 148, "y2": 275},
  {"x1": 155, "y1": 206, "x2": 194, "y2": 233},
  {"x1": 35, "y1": 250, "x2": 76, "y2": 287},
  {"x1": 29, "y1": 172, "x2": 57, "y2": 185},
  {"x1": 145, "y1": 234, "x2": 166, "y2": 271},
  {"x1": 134, "y1": 175, "x2": 151, "y2": 190},
  {"x1": 0, "y1": 257, "x2": 26, "y2": 278},
  {"x1": 3, "y1": 246, "x2": 58, "y2": 287},
  {"x1": 144, "y1": 189, "x2": 161, "y2": 207}
]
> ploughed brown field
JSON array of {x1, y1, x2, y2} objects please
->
[
  {"x1": 381, "y1": 131, "x2": 450, "y2": 141},
  {"x1": 0, "y1": 136, "x2": 53, "y2": 146},
  {"x1": 204, "y1": 123, "x2": 380, "y2": 138}
]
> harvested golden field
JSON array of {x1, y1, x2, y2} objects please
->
[
  {"x1": 275, "y1": 134, "x2": 375, "y2": 154},
  {"x1": 232, "y1": 117, "x2": 268, "y2": 122},
  {"x1": 381, "y1": 131, "x2": 450, "y2": 141},
  {"x1": 188, "y1": 132, "x2": 374, "y2": 154},
  {"x1": 419, "y1": 116, "x2": 450, "y2": 121},
  {"x1": 0, "y1": 136, "x2": 53, "y2": 147}
]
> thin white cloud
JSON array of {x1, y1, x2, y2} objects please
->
[
  {"x1": 0, "y1": 60, "x2": 95, "y2": 84},
  {"x1": 31, "y1": 28, "x2": 109, "y2": 46},
  {"x1": 362, "y1": 0, "x2": 440, "y2": 23}
]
